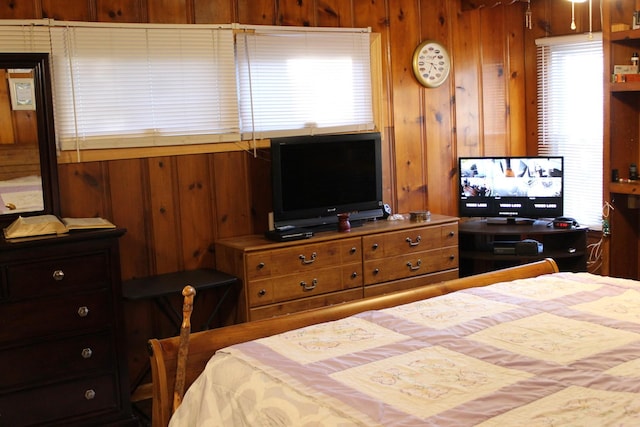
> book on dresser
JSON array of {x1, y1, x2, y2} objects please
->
[{"x1": 3, "y1": 215, "x2": 116, "y2": 239}]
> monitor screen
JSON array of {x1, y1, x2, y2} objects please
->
[{"x1": 458, "y1": 156, "x2": 564, "y2": 219}]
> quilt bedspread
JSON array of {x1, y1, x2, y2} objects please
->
[{"x1": 170, "y1": 272, "x2": 640, "y2": 426}]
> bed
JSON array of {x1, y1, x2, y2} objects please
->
[
  {"x1": 149, "y1": 258, "x2": 640, "y2": 426},
  {"x1": 0, "y1": 175, "x2": 44, "y2": 214}
]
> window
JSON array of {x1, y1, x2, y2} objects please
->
[
  {"x1": 536, "y1": 33, "x2": 603, "y2": 228},
  {"x1": 0, "y1": 20, "x2": 375, "y2": 155},
  {"x1": 236, "y1": 26, "x2": 374, "y2": 140},
  {"x1": 49, "y1": 22, "x2": 239, "y2": 151}
]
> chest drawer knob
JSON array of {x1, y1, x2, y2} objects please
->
[
  {"x1": 351, "y1": 271, "x2": 358, "y2": 279},
  {"x1": 300, "y1": 278, "x2": 318, "y2": 291},
  {"x1": 257, "y1": 262, "x2": 265, "y2": 269},
  {"x1": 405, "y1": 236, "x2": 422, "y2": 247},
  {"x1": 52, "y1": 269, "x2": 65, "y2": 281},
  {"x1": 350, "y1": 247, "x2": 357, "y2": 254},
  {"x1": 77, "y1": 306, "x2": 90, "y2": 317},
  {"x1": 371, "y1": 243, "x2": 379, "y2": 251},
  {"x1": 373, "y1": 268, "x2": 380, "y2": 275},
  {"x1": 406, "y1": 259, "x2": 422, "y2": 271},
  {"x1": 449, "y1": 231, "x2": 455, "y2": 237},
  {"x1": 81, "y1": 348, "x2": 93, "y2": 359},
  {"x1": 84, "y1": 389, "x2": 96, "y2": 400},
  {"x1": 258, "y1": 289, "x2": 267, "y2": 296},
  {"x1": 299, "y1": 252, "x2": 317, "y2": 265}
]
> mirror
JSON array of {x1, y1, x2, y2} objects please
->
[{"x1": 0, "y1": 53, "x2": 59, "y2": 227}]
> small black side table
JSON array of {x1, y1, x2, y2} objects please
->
[
  {"x1": 122, "y1": 268, "x2": 239, "y2": 413},
  {"x1": 122, "y1": 268, "x2": 239, "y2": 331}
]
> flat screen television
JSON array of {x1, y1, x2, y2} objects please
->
[
  {"x1": 270, "y1": 132, "x2": 384, "y2": 230},
  {"x1": 458, "y1": 156, "x2": 564, "y2": 222}
]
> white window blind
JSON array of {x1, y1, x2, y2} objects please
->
[
  {"x1": 49, "y1": 22, "x2": 239, "y2": 151},
  {"x1": 0, "y1": 20, "x2": 50, "y2": 52},
  {"x1": 536, "y1": 33, "x2": 603, "y2": 228},
  {"x1": 236, "y1": 27, "x2": 374, "y2": 140}
]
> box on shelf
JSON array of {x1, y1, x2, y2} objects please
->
[{"x1": 614, "y1": 65, "x2": 638, "y2": 74}]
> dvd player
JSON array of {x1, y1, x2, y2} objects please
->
[{"x1": 265, "y1": 227, "x2": 314, "y2": 242}]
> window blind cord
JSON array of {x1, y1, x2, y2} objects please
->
[
  {"x1": 64, "y1": 26, "x2": 82, "y2": 162},
  {"x1": 243, "y1": 32, "x2": 257, "y2": 158}
]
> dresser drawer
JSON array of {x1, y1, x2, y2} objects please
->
[
  {"x1": 249, "y1": 288, "x2": 363, "y2": 321},
  {"x1": 248, "y1": 263, "x2": 362, "y2": 307},
  {"x1": 364, "y1": 247, "x2": 458, "y2": 285},
  {"x1": 0, "y1": 373, "x2": 120, "y2": 426},
  {"x1": 0, "y1": 331, "x2": 113, "y2": 389},
  {"x1": 6, "y1": 252, "x2": 110, "y2": 300},
  {"x1": 245, "y1": 238, "x2": 360, "y2": 281},
  {"x1": 363, "y1": 225, "x2": 450, "y2": 260},
  {"x1": 0, "y1": 291, "x2": 110, "y2": 343}
]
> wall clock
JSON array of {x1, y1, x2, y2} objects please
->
[{"x1": 412, "y1": 40, "x2": 451, "y2": 88}]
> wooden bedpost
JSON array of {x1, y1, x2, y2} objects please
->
[{"x1": 172, "y1": 285, "x2": 196, "y2": 414}]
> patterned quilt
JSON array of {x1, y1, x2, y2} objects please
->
[{"x1": 170, "y1": 272, "x2": 640, "y2": 426}]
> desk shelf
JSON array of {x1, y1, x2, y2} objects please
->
[{"x1": 459, "y1": 219, "x2": 587, "y2": 277}]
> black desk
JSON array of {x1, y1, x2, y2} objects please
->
[{"x1": 122, "y1": 268, "x2": 239, "y2": 331}]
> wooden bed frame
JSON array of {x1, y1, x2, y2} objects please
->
[{"x1": 148, "y1": 258, "x2": 559, "y2": 427}]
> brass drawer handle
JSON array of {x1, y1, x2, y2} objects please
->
[
  {"x1": 77, "y1": 306, "x2": 90, "y2": 317},
  {"x1": 299, "y1": 252, "x2": 317, "y2": 265},
  {"x1": 407, "y1": 259, "x2": 422, "y2": 271},
  {"x1": 52, "y1": 269, "x2": 65, "y2": 281},
  {"x1": 84, "y1": 389, "x2": 96, "y2": 400},
  {"x1": 300, "y1": 278, "x2": 318, "y2": 291},
  {"x1": 405, "y1": 236, "x2": 422, "y2": 247}
]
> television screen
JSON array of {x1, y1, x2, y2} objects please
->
[
  {"x1": 271, "y1": 132, "x2": 383, "y2": 229},
  {"x1": 458, "y1": 156, "x2": 564, "y2": 220}
]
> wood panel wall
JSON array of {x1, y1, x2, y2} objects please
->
[{"x1": 0, "y1": 0, "x2": 601, "y2": 397}]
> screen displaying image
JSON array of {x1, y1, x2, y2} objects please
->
[{"x1": 458, "y1": 156, "x2": 563, "y2": 219}]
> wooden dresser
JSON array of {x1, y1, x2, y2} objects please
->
[
  {"x1": 215, "y1": 214, "x2": 459, "y2": 322},
  {"x1": 0, "y1": 229, "x2": 135, "y2": 426}
]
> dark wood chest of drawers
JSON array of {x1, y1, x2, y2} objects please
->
[{"x1": 0, "y1": 229, "x2": 135, "y2": 426}]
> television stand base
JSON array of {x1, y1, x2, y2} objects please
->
[{"x1": 485, "y1": 217, "x2": 535, "y2": 226}]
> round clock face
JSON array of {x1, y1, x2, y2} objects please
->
[{"x1": 412, "y1": 40, "x2": 451, "y2": 88}]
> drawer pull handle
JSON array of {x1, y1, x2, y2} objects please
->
[
  {"x1": 407, "y1": 259, "x2": 422, "y2": 271},
  {"x1": 449, "y1": 254, "x2": 455, "y2": 260},
  {"x1": 299, "y1": 252, "x2": 317, "y2": 265},
  {"x1": 373, "y1": 268, "x2": 380, "y2": 275},
  {"x1": 257, "y1": 262, "x2": 265, "y2": 269},
  {"x1": 300, "y1": 278, "x2": 317, "y2": 291},
  {"x1": 52, "y1": 269, "x2": 65, "y2": 281},
  {"x1": 81, "y1": 348, "x2": 93, "y2": 359},
  {"x1": 351, "y1": 272, "x2": 358, "y2": 279},
  {"x1": 77, "y1": 306, "x2": 90, "y2": 317},
  {"x1": 84, "y1": 389, "x2": 96, "y2": 400},
  {"x1": 449, "y1": 231, "x2": 455, "y2": 237},
  {"x1": 350, "y1": 247, "x2": 357, "y2": 254},
  {"x1": 371, "y1": 243, "x2": 379, "y2": 250},
  {"x1": 405, "y1": 236, "x2": 422, "y2": 247},
  {"x1": 258, "y1": 289, "x2": 267, "y2": 296}
]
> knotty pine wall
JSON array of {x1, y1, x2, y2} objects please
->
[{"x1": 0, "y1": 0, "x2": 600, "y2": 394}]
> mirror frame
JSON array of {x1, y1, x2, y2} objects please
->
[{"x1": 0, "y1": 52, "x2": 60, "y2": 227}]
